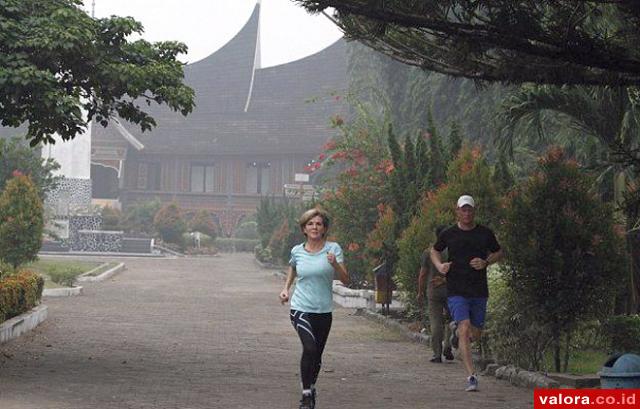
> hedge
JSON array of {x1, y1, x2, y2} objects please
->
[
  {"x1": 604, "y1": 315, "x2": 640, "y2": 354},
  {"x1": 215, "y1": 238, "x2": 260, "y2": 252},
  {"x1": 0, "y1": 270, "x2": 44, "y2": 324}
]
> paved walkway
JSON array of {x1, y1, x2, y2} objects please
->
[{"x1": 0, "y1": 254, "x2": 533, "y2": 409}]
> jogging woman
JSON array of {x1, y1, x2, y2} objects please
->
[{"x1": 279, "y1": 207, "x2": 349, "y2": 409}]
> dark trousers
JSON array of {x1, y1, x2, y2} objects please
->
[
  {"x1": 428, "y1": 285, "x2": 451, "y2": 357},
  {"x1": 290, "y1": 310, "x2": 332, "y2": 389}
]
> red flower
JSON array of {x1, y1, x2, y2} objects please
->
[
  {"x1": 347, "y1": 242, "x2": 360, "y2": 252},
  {"x1": 318, "y1": 153, "x2": 326, "y2": 161},
  {"x1": 323, "y1": 140, "x2": 336, "y2": 151},
  {"x1": 331, "y1": 151, "x2": 347, "y2": 160},
  {"x1": 12, "y1": 170, "x2": 24, "y2": 177}
]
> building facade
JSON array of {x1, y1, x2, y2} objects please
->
[{"x1": 90, "y1": 3, "x2": 348, "y2": 235}]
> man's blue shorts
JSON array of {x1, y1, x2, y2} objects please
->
[{"x1": 447, "y1": 296, "x2": 488, "y2": 328}]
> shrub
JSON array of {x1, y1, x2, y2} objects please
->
[
  {"x1": 0, "y1": 270, "x2": 44, "y2": 323},
  {"x1": 254, "y1": 243, "x2": 274, "y2": 264},
  {"x1": 215, "y1": 238, "x2": 260, "y2": 252},
  {"x1": 188, "y1": 209, "x2": 217, "y2": 238},
  {"x1": 101, "y1": 206, "x2": 124, "y2": 231},
  {"x1": 502, "y1": 147, "x2": 625, "y2": 372},
  {"x1": 47, "y1": 265, "x2": 83, "y2": 287},
  {"x1": 153, "y1": 202, "x2": 187, "y2": 245},
  {"x1": 124, "y1": 198, "x2": 162, "y2": 234},
  {"x1": 0, "y1": 173, "x2": 45, "y2": 269},
  {"x1": 485, "y1": 267, "x2": 553, "y2": 370},
  {"x1": 235, "y1": 220, "x2": 259, "y2": 240},
  {"x1": 603, "y1": 315, "x2": 640, "y2": 354}
]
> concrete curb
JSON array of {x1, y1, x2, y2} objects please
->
[
  {"x1": 77, "y1": 262, "x2": 125, "y2": 282},
  {"x1": 357, "y1": 308, "x2": 431, "y2": 346},
  {"x1": 0, "y1": 305, "x2": 48, "y2": 344},
  {"x1": 43, "y1": 286, "x2": 83, "y2": 297},
  {"x1": 332, "y1": 281, "x2": 404, "y2": 310},
  {"x1": 358, "y1": 308, "x2": 563, "y2": 389}
]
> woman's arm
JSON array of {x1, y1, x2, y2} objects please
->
[
  {"x1": 328, "y1": 252, "x2": 349, "y2": 286},
  {"x1": 279, "y1": 265, "x2": 296, "y2": 304}
]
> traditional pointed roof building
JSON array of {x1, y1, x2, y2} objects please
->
[{"x1": 91, "y1": 3, "x2": 348, "y2": 235}]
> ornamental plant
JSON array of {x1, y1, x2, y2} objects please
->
[
  {"x1": 501, "y1": 147, "x2": 625, "y2": 372},
  {"x1": 0, "y1": 173, "x2": 45, "y2": 269},
  {"x1": 153, "y1": 202, "x2": 186, "y2": 245},
  {"x1": 188, "y1": 209, "x2": 217, "y2": 239},
  {"x1": 395, "y1": 146, "x2": 501, "y2": 313}
]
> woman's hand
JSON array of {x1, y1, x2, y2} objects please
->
[
  {"x1": 327, "y1": 252, "x2": 338, "y2": 266},
  {"x1": 279, "y1": 288, "x2": 289, "y2": 305}
]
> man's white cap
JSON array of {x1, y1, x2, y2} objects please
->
[{"x1": 457, "y1": 195, "x2": 475, "y2": 208}]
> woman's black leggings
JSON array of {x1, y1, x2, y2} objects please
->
[{"x1": 290, "y1": 310, "x2": 333, "y2": 390}]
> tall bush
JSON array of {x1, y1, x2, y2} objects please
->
[
  {"x1": 396, "y1": 146, "x2": 502, "y2": 313},
  {"x1": 188, "y1": 209, "x2": 217, "y2": 239},
  {"x1": 124, "y1": 198, "x2": 162, "y2": 234},
  {"x1": 153, "y1": 202, "x2": 186, "y2": 245},
  {"x1": 0, "y1": 173, "x2": 44, "y2": 269},
  {"x1": 502, "y1": 147, "x2": 625, "y2": 372}
]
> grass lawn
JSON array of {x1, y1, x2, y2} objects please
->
[
  {"x1": 24, "y1": 259, "x2": 103, "y2": 288},
  {"x1": 85, "y1": 262, "x2": 119, "y2": 277},
  {"x1": 544, "y1": 349, "x2": 609, "y2": 375}
]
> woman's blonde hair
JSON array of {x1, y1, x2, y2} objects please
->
[{"x1": 298, "y1": 207, "x2": 330, "y2": 236}]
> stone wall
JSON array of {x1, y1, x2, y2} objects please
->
[
  {"x1": 70, "y1": 230, "x2": 123, "y2": 252},
  {"x1": 45, "y1": 178, "x2": 93, "y2": 216}
]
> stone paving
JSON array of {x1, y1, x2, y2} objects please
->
[{"x1": 0, "y1": 254, "x2": 534, "y2": 409}]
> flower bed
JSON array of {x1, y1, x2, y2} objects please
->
[{"x1": 0, "y1": 270, "x2": 44, "y2": 324}]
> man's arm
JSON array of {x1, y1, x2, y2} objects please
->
[
  {"x1": 430, "y1": 247, "x2": 451, "y2": 275},
  {"x1": 470, "y1": 248, "x2": 504, "y2": 270},
  {"x1": 417, "y1": 265, "x2": 428, "y2": 303}
]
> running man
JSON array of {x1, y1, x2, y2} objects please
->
[{"x1": 430, "y1": 195, "x2": 503, "y2": 391}]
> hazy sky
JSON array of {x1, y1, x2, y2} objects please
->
[{"x1": 81, "y1": 0, "x2": 343, "y2": 67}]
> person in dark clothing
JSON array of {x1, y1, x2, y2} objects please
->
[
  {"x1": 430, "y1": 195, "x2": 503, "y2": 392},
  {"x1": 417, "y1": 225, "x2": 454, "y2": 363}
]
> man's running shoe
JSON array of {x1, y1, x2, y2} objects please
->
[
  {"x1": 443, "y1": 347, "x2": 454, "y2": 361},
  {"x1": 465, "y1": 374, "x2": 479, "y2": 392},
  {"x1": 299, "y1": 393, "x2": 314, "y2": 409},
  {"x1": 449, "y1": 321, "x2": 459, "y2": 349}
]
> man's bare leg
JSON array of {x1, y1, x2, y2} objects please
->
[{"x1": 457, "y1": 319, "x2": 475, "y2": 376}]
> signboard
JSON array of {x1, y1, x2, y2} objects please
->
[{"x1": 294, "y1": 173, "x2": 310, "y2": 183}]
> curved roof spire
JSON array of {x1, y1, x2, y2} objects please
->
[{"x1": 183, "y1": 3, "x2": 261, "y2": 113}]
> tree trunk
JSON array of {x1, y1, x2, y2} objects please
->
[
  {"x1": 553, "y1": 335, "x2": 561, "y2": 373},
  {"x1": 562, "y1": 332, "x2": 571, "y2": 373},
  {"x1": 626, "y1": 228, "x2": 640, "y2": 313}
]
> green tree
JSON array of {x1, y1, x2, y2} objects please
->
[
  {"x1": 0, "y1": 0, "x2": 194, "y2": 146},
  {"x1": 296, "y1": 1, "x2": 640, "y2": 86},
  {"x1": 427, "y1": 112, "x2": 446, "y2": 187},
  {"x1": 448, "y1": 121, "x2": 463, "y2": 162},
  {"x1": 499, "y1": 84, "x2": 640, "y2": 312},
  {"x1": 0, "y1": 173, "x2": 44, "y2": 269},
  {"x1": 0, "y1": 136, "x2": 60, "y2": 200},
  {"x1": 502, "y1": 147, "x2": 624, "y2": 371}
]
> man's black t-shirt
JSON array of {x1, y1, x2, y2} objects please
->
[{"x1": 433, "y1": 224, "x2": 500, "y2": 298}]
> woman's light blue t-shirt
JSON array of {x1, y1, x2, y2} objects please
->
[{"x1": 289, "y1": 241, "x2": 344, "y2": 313}]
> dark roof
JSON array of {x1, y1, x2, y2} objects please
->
[{"x1": 93, "y1": 3, "x2": 348, "y2": 156}]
